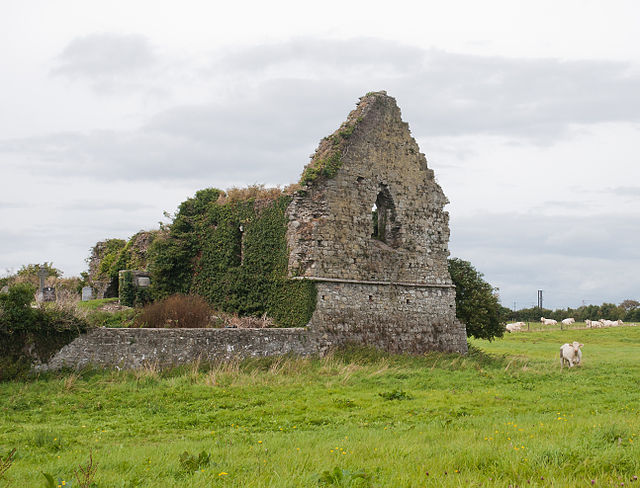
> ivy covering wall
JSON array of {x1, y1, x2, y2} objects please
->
[
  {"x1": 147, "y1": 187, "x2": 316, "y2": 327},
  {"x1": 87, "y1": 231, "x2": 159, "y2": 297}
]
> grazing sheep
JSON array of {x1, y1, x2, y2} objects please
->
[
  {"x1": 560, "y1": 341, "x2": 583, "y2": 368},
  {"x1": 561, "y1": 318, "x2": 575, "y2": 326},
  {"x1": 541, "y1": 317, "x2": 558, "y2": 325}
]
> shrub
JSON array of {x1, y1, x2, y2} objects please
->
[
  {"x1": 448, "y1": 258, "x2": 505, "y2": 341},
  {"x1": 135, "y1": 294, "x2": 211, "y2": 328},
  {"x1": 0, "y1": 284, "x2": 87, "y2": 335},
  {"x1": 1, "y1": 283, "x2": 90, "y2": 380}
]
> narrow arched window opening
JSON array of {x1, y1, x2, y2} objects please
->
[
  {"x1": 371, "y1": 203, "x2": 379, "y2": 239},
  {"x1": 371, "y1": 185, "x2": 400, "y2": 247}
]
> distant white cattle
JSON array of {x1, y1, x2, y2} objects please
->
[
  {"x1": 586, "y1": 319, "x2": 603, "y2": 328},
  {"x1": 560, "y1": 341, "x2": 583, "y2": 368},
  {"x1": 561, "y1": 318, "x2": 575, "y2": 326},
  {"x1": 601, "y1": 319, "x2": 623, "y2": 327},
  {"x1": 506, "y1": 322, "x2": 526, "y2": 332},
  {"x1": 540, "y1": 317, "x2": 558, "y2": 326}
]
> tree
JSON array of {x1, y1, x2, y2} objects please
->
[
  {"x1": 448, "y1": 258, "x2": 505, "y2": 341},
  {"x1": 620, "y1": 300, "x2": 639, "y2": 312}
]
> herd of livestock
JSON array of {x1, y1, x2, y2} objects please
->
[
  {"x1": 504, "y1": 319, "x2": 633, "y2": 370},
  {"x1": 505, "y1": 317, "x2": 632, "y2": 332}
]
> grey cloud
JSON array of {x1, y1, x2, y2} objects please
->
[
  {"x1": 53, "y1": 33, "x2": 156, "y2": 79},
  {"x1": 0, "y1": 201, "x2": 31, "y2": 209},
  {"x1": 531, "y1": 200, "x2": 594, "y2": 212},
  {"x1": 450, "y1": 212, "x2": 640, "y2": 308},
  {"x1": 56, "y1": 200, "x2": 155, "y2": 212},
  {"x1": 214, "y1": 37, "x2": 424, "y2": 75},
  {"x1": 215, "y1": 38, "x2": 640, "y2": 141},
  {"x1": 606, "y1": 186, "x2": 640, "y2": 198},
  {"x1": 5, "y1": 38, "x2": 640, "y2": 185},
  {"x1": 0, "y1": 79, "x2": 360, "y2": 183}
]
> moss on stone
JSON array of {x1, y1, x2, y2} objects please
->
[{"x1": 298, "y1": 93, "x2": 386, "y2": 186}]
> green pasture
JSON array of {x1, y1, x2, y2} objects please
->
[{"x1": 1, "y1": 327, "x2": 639, "y2": 487}]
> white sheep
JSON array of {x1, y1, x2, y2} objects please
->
[{"x1": 560, "y1": 341, "x2": 583, "y2": 368}]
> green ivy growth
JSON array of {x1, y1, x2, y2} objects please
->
[
  {"x1": 0, "y1": 283, "x2": 89, "y2": 380},
  {"x1": 299, "y1": 116, "x2": 363, "y2": 186},
  {"x1": 92, "y1": 232, "x2": 159, "y2": 297},
  {"x1": 118, "y1": 271, "x2": 135, "y2": 307},
  {"x1": 118, "y1": 271, "x2": 151, "y2": 308},
  {"x1": 147, "y1": 188, "x2": 316, "y2": 327}
]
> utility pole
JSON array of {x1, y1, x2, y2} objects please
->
[{"x1": 537, "y1": 289, "x2": 543, "y2": 310}]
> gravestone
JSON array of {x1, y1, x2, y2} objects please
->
[
  {"x1": 42, "y1": 286, "x2": 56, "y2": 302},
  {"x1": 136, "y1": 276, "x2": 151, "y2": 287},
  {"x1": 36, "y1": 267, "x2": 48, "y2": 302},
  {"x1": 81, "y1": 286, "x2": 93, "y2": 301}
]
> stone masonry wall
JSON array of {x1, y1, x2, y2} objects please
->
[
  {"x1": 312, "y1": 282, "x2": 467, "y2": 354},
  {"x1": 288, "y1": 91, "x2": 468, "y2": 354},
  {"x1": 41, "y1": 328, "x2": 324, "y2": 370}
]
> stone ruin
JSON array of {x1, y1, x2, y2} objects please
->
[
  {"x1": 42, "y1": 91, "x2": 467, "y2": 370},
  {"x1": 287, "y1": 91, "x2": 467, "y2": 354}
]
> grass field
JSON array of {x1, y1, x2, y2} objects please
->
[{"x1": 1, "y1": 327, "x2": 639, "y2": 487}]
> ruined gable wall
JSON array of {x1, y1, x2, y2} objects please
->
[
  {"x1": 287, "y1": 92, "x2": 467, "y2": 354},
  {"x1": 288, "y1": 92, "x2": 452, "y2": 284}
]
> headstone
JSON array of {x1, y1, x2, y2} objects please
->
[
  {"x1": 81, "y1": 286, "x2": 93, "y2": 301},
  {"x1": 37, "y1": 268, "x2": 48, "y2": 292},
  {"x1": 36, "y1": 267, "x2": 48, "y2": 302},
  {"x1": 42, "y1": 286, "x2": 56, "y2": 302},
  {"x1": 136, "y1": 276, "x2": 151, "y2": 287}
]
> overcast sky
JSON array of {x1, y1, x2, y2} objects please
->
[{"x1": 1, "y1": 0, "x2": 639, "y2": 310}]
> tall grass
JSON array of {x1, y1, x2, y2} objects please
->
[{"x1": 1, "y1": 328, "x2": 639, "y2": 486}]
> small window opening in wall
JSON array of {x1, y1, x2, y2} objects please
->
[
  {"x1": 352, "y1": 258, "x2": 357, "y2": 264},
  {"x1": 371, "y1": 203, "x2": 379, "y2": 238},
  {"x1": 368, "y1": 295, "x2": 373, "y2": 301},
  {"x1": 371, "y1": 184, "x2": 400, "y2": 247},
  {"x1": 406, "y1": 299, "x2": 411, "y2": 304},
  {"x1": 238, "y1": 224, "x2": 245, "y2": 265}
]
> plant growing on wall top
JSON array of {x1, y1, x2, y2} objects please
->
[{"x1": 298, "y1": 100, "x2": 371, "y2": 186}]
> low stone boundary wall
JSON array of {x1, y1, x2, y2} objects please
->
[{"x1": 41, "y1": 327, "x2": 323, "y2": 370}]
